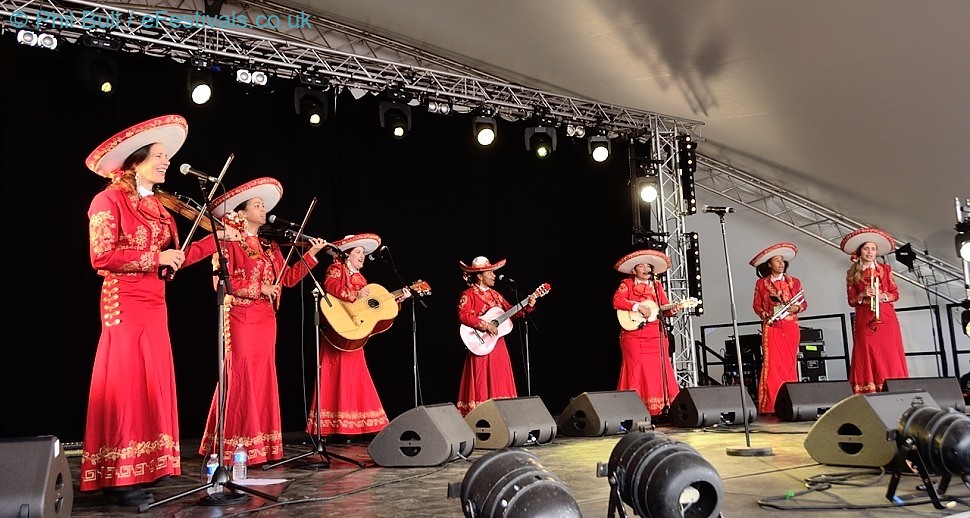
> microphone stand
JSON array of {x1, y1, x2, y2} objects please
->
[
  {"x1": 507, "y1": 280, "x2": 535, "y2": 396},
  {"x1": 262, "y1": 241, "x2": 364, "y2": 470},
  {"x1": 376, "y1": 246, "x2": 426, "y2": 407},
  {"x1": 651, "y1": 267, "x2": 673, "y2": 419},
  {"x1": 709, "y1": 209, "x2": 772, "y2": 458},
  {"x1": 141, "y1": 177, "x2": 281, "y2": 512}
]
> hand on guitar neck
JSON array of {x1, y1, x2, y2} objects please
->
[{"x1": 616, "y1": 297, "x2": 699, "y2": 331}]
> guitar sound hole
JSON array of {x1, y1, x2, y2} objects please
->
[{"x1": 367, "y1": 298, "x2": 379, "y2": 310}]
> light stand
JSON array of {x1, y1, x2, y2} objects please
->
[
  {"x1": 263, "y1": 255, "x2": 364, "y2": 470},
  {"x1": 707, "y1": 208, "x2": 772, "y2": 457},
  {"x1": 141, "y1": 177, "x2": 281, "y2": 512}
]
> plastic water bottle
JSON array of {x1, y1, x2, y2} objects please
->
[
  {"x1": 232, "y1": 444, "x2": 248, "y2": 481},
  {"x1": 204, "y1": 454, "x2": 220, "y2": 494}
]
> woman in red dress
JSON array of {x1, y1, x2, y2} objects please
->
[
  {"x1": 306, "y1": 234, "x2": 409, "y2": 438},
  {"x1": 612, "y1": 250, "x2": 682, "y2": 416},
  {"x1": 841, "y1": 227, "x2": 909, "y2": 393},
  {"x1": 456, "y1": 256, "x2": 536, "y2": 416},
  {"x1": 750, "y1": 242, "x2": 806, "y2": 414},
  {"x1": 198, "y1": 178, "x2": 328, "y2": 465},
  {"x1": 81, "y1": 115, "x2": 242, "y2": 505}
]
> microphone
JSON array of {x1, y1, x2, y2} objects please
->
[
  {"x1": 179, "y1": 164, "x2": 218, "y2": 183},
  {"x1": 702, "y1": 205, "x2": 735, "y2": 214},
  {"x1": 267, "y1": 214, "x2": 300, "y2": 229},
  {"x1": 367, "y1": 245, "x2": 389, "y2": 261},
  {"x1": 496, "y1": 274, "x2": 515, "y2": 284}
]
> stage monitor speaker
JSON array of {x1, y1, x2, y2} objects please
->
[
  {"x1": 465, "y1": 396, "x2": 557, "y2": 449},
  {"x1": 0, "y1": 436, "x2": 73, "y2": 518},
  {"x1": 368, "y1": 403, "x2": 475, "y2": 467},
  {"x1": 669, "y1": 386, "x2": 757, "y2": 428},
  {"x1": 557, "y1": 390, "x2": 650, "y2": 437},
  {"x1": 804, "y1": 390, "x2": 939, "y2": 467},
  {"x1": 774, "y1": 381, "x2": 853, "y2": 422},
  {"x1": 882, "y1": 377, "x2": 965, "y2": 413}
]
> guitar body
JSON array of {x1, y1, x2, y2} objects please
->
[
  {"x1": 318, "y1": 280, "x2": 431, "y2": 352},
  {"x1": 460, "y1": 306, "x2": 514, "y2": 356},
  {"x1": 616, "y1": 297, "x2": 699, "y2": 331}
]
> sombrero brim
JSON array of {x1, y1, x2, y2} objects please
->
[
  {"x1": 614, "y1": 250, "x2": 671, "y2": 275},
  {"x1": 459, "y1": 258, "x2": 506, "y2": 273},
  {"x1": 333, "y1": 233, "x2": 381, "y2": 255},
  {"x1": 210, "y1": 177, "x2": 283, "y2": 219},
  {"x1": 840, "y1": 227, "x2": 894, "y2": 256},
  {"x1": 749, "y1": 242, "x2": 797, "y2": 267},
  {"x1": 85, "y1": 115, "x2": 188, "y2": 178}
]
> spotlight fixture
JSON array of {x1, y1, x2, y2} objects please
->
[
  {"x1": 639, "y1": 181, "x2": 659, "y2": 203},
  {"x1": 448, "y1": 449, "x2": 581, "y2": 518},
  {"x1": 685, "y1": 232, "x2": 704, "y2": 315},
  {"x1": 379, "y1": 101, "x2": 411, "y2": 139},
  {"x1": 16, "y1": 30, "x2": 58, "y2": 50},
  {"x1": 524, "y1": 112, "x2": 558, "y2": 158},
  {"x1": 566, "y1": 123, "x2": 586, "y2": 138},
  {"x1": 426, "y1": 99, "x2": 452, "y2": 115},
  {"x1": 890, "y1": 402, "x2": 970, "y2": 508},
  {"x1": 956, "y1": 199, "x2": 970, "y2": 262},
  {"x1": 235, "y1": 68, "x2": 268, "y2": 86},
  {"x1": 893, "y1": 242, "x2": 916, "y2": 272},
  {"x1": 598, "y1": 432, "x2": 724, "y2": 518},
  {"x1": 187, "y1": 68, "x2": 213, "y2": 105},
  {"x1": 294, "y1": 87, "x2": 328, "y2": 127},
  {"x1": 80, "y1": 49, "x2": 118, "y2": 97},
  {"x1": 473, "y1": 116, "x2": 497, "y2": 146},
  {"x1": 677, "y1": 134, "x2": 697, "y2": 173},
  {"x1": 589, "y1": 135, "x2": 611, "y2": 162},
  {"x1": 81, "y1": 34, "x2": 121, "y2": 51}
]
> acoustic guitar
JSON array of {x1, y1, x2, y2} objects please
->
[
  {"x1": 320, "y1": 280, "x2": 431, "y2": 351},
  {"x1": 616, "y1": 297, "x2": 699, "y2": 331},
  {"x1": 460, "y1": 283, "x2": 551, "y2": 356}
]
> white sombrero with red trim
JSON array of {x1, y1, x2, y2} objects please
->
[
  {"x1": 840, "y1": 227, "x2": 895, "y2": 256},
  {"x1": 749, "y1": 242, "x2": 798, "y2": 267},
  {"x1": 614, "y1": 250, "x2": 671, "y2": 275},
  {"x1": 85, "y1": 115, "x2": 188, "y2": 178},
  {"x1": 459, "y1": 256, "x2": 506, "y2": 273},
  {"x1": 332, "y1": 233, "x2": 381, "y2": 255},
  {"x1": 210, "y1": 177, "x2": 283, "y2": 219}
]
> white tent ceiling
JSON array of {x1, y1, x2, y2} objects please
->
[{"x1": 283, "y1": 0, "x2": 969, "y2": 263}]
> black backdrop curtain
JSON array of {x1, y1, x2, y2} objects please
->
[{"x1": 1, "y1": 37, "x2": 643, "y2": 442}]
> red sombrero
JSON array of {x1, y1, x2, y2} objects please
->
[
  {"x1": 332, "y1": 233, "x2": 381, "y2": 255},
  {"x1": 85, "y1": 115, "x2": 188, "y2": 178},
  {"x1": 459, "y1": 256, "x2": 506, "y2": 273},
  {"x1": 210, "y1": 177, "x2": 283, "y2": 219},
  {"x1": 749, "y1": 242, "x2": 798, "y2": 267},
  {"x1": 614, "y1": 250, "x2": 671, "y2": 275},
  {"x1": 840, "y1": 227, "x2": 895, "y2": 256}
]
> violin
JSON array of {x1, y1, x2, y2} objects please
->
[{"x1": 155, "y1": 189, "x2": 224, "y2": 232}]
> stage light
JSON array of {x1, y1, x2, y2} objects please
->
[
  {"x1": 525, "y1": 113, "x2": 558, "y2": 159},
  {"x1": 889, "y1": 403, "x2": 970, "y2": 508},
  {"x1": 589, "y1": 135, "x2": 611, "y2": 162},
  {"x1": 894, "y1": 242, "x2": 916, "y2": 272},
  {"x1": 473, "y1": 116, "x2": 496, "y2": 146},
  {"x1": 379, "y1": 101, "x2": 411, "y2": 139},
  {"x1": 677, "y1": 134, "x2": 697, "y2": 174},
  {"x1": 294, "y1": 87, "x2": 328, "y2": 127},
  {"x1": 427, "y1": 99, "x2": 452, "y2": 115},
  {"x1": 235, "y1": 69, "x2": 268, "y2": 86},
  {"x1": 956, "y1": 216, "x2": 969, "y2": 262},
  {"x1": 686, "y1": 231, "x2": 704, "y2": 315},
  {"x1": 566, "y1": 123, "x2": 586, "y2": 138},
  {"x1": 187, "y1": 69, "x2": 213, "y2": 105},
  {"x1": 640, "y1": 182, "x2": 659, "y2": 203},
  {"x1": 17, "y1": 30, "x2": 58, "y2": 50},
  {"x1": 598, "y1": 432, "x2": 724, "y2": 518},
  {"x1": 448, "y1": 449, "x2": 581, "y2": 518}
]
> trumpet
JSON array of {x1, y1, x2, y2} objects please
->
[
  {"x1": 869, "y1": 269, "x2": 882, "y2": 323},
  {"x1": 768, "y1": 290, "x2": 805, "y2": 325}
]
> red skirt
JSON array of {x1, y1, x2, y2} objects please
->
[
  {"x1": 199, "y1": 302, "x2": 283, "y2": 465},
  {"x1": 849, "y1": 304, "x2": 909, "y2": 393},
  {"x1": 457, "y1": 338, "x2": 517, "y2": 416},
  {"x1": 306, "y1": 338, "x2": 389, "y2": 435},
  {"x1": 757, "y1": 319, "x2": 800, "y2": 414},
  {"x1": 617, "y1": 326, "x2": 680, "y2": 416}
]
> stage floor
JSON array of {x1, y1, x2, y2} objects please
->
[{"x1": 66, "y1": 416, "x2": 970, "y2": 517}]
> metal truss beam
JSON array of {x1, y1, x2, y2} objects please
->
[
  {"x1": 695, "y1": 154, "x2": 967, "y2": 304},
  {"x1": 1, "y1": 0, "x2": 703, "y2": 138}
]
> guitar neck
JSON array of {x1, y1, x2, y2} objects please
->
[{"x1": 493, "y1": 297, "x2": 531, "y2": 325}]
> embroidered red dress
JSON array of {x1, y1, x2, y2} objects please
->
[
  {"x1": 752, "y1": 275, "x2": 805, "y2": 414},
  {"x1": 847, "y1": 263, "x2": 908, "y2": 393},
  {"x1": 81, "y1": 186, "x2": 217, "y2": 492},
  {"x1": 199, "y1": 236, "x2": 319, "y2": 464},
  {"x1": 612, "y1": 278, "x2": 680, "y2": 416},
  {"x1": 305, "y1": 261, "x2": 389, "y2": 435},
  {"x1": 456, "y1": 285, "x2": 531, "y2": 416}
]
